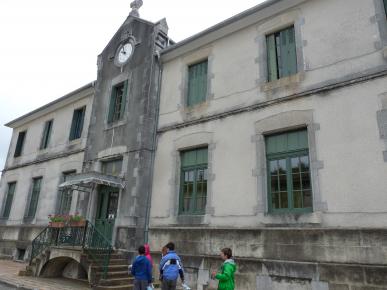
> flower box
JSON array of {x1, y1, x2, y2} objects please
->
[
  {"x1": 49, "y1": 221, "x2": 65, "y2": 228},
  {"x1": 69, "y1": 220, "x2": 86, "y2": 227}
]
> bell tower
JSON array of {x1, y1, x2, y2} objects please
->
[{"x1": 80, "y1": 1, "x2": 170, "y2": 250}]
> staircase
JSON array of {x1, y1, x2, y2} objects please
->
[{"x1": 27, "y1": 221, "x2": 160, "y2": 290}]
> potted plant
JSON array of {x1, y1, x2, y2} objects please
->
[
  {"x1": 69, "y1": 213, "x2": 86, "y2": 227},
  {"x1": 48, "y1": 214, "x2": 67, "y2": 228}
]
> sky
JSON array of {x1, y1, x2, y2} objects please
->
[{"x1": 0, "y1": 0, "x2": 265, "y2": 170}]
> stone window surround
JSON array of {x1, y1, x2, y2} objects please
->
[
  {"x1": 168, "y1": 131, "x2": 215, "y2": 224},
  {"x1": 178, "y1": 46, "x2": 215, "y2": 120},
  {"x1": 254, "y1": 110, "x2": 327, "y2": 218},
  {"x1": 373, "y1": 0, "x2": 387, "y2": 58},
  {"x1": 255, "y1": 10, "x2": 305, "y2": 92},
  {"x1": 104, "y1": 72, "x2": 132, "y2": 130}
]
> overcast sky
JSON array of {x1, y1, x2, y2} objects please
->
[{"x1": 0, "y1": 0, "x2": 265, "y2": 170}]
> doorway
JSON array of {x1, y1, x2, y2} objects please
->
[{"x1": 95, "y1": 186, "x2": 119, "y2": 242}]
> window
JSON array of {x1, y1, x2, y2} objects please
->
[
  {"x1": 101, "y1": 159, "x2": 123, "y2": 176},
  {"x1": 58, "y1": 171, "x2": 76, "y2": 214},
  {"x1": 384, "y1": 0, "x2": 387, "y2": 17},
  {"x1": 266, "y1": 26, "x2": 297, "y2": 81},
  {"x1": 108, "y1": 81, "x2": 128, "y2": 123},
  {"x1": 187, "y1": 60, "x2": 208, "y2": 107},
  {"x1": 180, "y1": 148, "x2": 208, "y2": 214},
  {"x1": 25, "y1": 177, "x2": 42, "y2": 219},
  {"x1": 266, "y1": 129, "x2": 312, "y2": 213},
  {"x1": 40, "y1": 120, "x2": 53, "y2": 149},
  {"x1": 14, "y1": 131, "x2": 26, "y2": 157},
  {"x1": 69, "y1": 107, "x2": 86, "y2": 141},
  {"x1": 2, "y1": 182, "x2": 16, "y2": 219}
]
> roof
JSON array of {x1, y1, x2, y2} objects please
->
[
  {"x1": 5, "y1": 82, "x2": 95, "y2": 128},
  {"x1": 160, "y1": 0, "x2": 307, "y2": 62}
]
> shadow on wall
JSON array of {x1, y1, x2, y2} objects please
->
[{"x1": 39, "y1": 256, "x2": 88, "y2": 280}]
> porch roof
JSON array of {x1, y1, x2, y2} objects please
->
[{"x1": 58, "y1": 172, "x2": 125, "y2": 190}]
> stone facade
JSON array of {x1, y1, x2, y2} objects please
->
[{"x1": 149, "y1": 0, "x2": 387, "y2": 289}]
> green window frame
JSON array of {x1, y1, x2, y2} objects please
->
[
  {"x1": 2, "y1": 182, "x2": 16, "y2": 219},
  {"x1": 58, "y1": 171, "x2": 76, "y2": 214},
  {"x1": 266, "y1": 26, "x2": 297, "y2": 82},
  {"x1": 25, "y1": 177, "x2": 43, "y2": 219},
  {"x1": 266, "y1": 129, "x2": 312, "y2": 213},
  {"x1": 179, "y1": 148, "x2": 208, "y2": 215},
  {"x1": 187, "y1": 60, "x2": 208, "y2": 107},
  {"x1": 69, "y1": 106, "x2": 86, "y2": 141},
  {"x1": 40, "y1": 120, "x2": 53, "y2": 149},
  {"x1": 108, "y1": 81, "x2": 128, "y2": 124},
  {"x1": 14, "y1": 131, "x2": 26, "y2": 157}
]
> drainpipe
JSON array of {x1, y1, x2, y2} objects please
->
[{"x1": 144, "y1": 33, "x2": 164, "y2": 244}]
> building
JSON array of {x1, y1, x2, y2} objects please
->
[
  {"x1": 1, "y1": 0, "x2": 387, "y2": 289},
  {"x1": 149, "y1": 0, "x2": 387, "y2": 289},
  {"x1": 0, "y1": 83, "x2": 94, "y2": 260}
]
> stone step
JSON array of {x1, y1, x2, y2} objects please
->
[
  {"x1": 99, "y1": 277, "x2": 134, "y2": 286},
  {"x1": 92, "y1": 264, "x2": 129, "y2": 272},
  {"x1": 97, "y1": 270, "x2": 130, "y2": 279},
  {"x1": 95, "y1": 285, "x2": 133, "y2": 290},
  {"x1": 93, "y1": 258, "x2": 128, "y2": 265}
]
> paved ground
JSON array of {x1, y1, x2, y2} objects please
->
[{"x1": 0, "y1": 260, "x2": 90, "y2": 290}]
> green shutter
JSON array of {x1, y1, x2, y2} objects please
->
[
  {"x1": 120, "y1": 81, "x2": 128, "y2": 119},
  {"x1": 2, "y1": 183, "x2": 16, "y2": 218},
  {"x1": 26, "y1": 178, "x2": 42, "y2": 218},
  {"x1": 280, "y1": 27, "x2": 297, "y2": 78},
  {"x1": 266, "y1": 34, "x2": 278, "y2": 81},
  {"x1": 40, "y1": 120, "x2": 53, "y2": 149},
  {"x1": 108, "y1": 88, "x2": 116, "y2": 123},
  {"x1": 187, "y1": 60, "x2": 208, "y2": 106},
  {"x1": 14, "y1": 131, "x2": 26, "y2": 157}
]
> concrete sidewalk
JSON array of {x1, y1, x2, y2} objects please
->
[{"x1": 0, "y1": 260, "x2": 89, "y2": 290}]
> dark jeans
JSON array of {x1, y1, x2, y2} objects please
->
[
  {"x1": 134, "y1": 279, "x2": 149, "y2": 290},
  {"x1": 162, "y1": 279, "x2": 177, "y2": 290}
]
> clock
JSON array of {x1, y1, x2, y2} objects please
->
[{"x1": 116, "y1": 42, "x2": 133, "y2": 65}]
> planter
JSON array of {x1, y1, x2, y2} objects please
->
[
  {"x1": 69, "y1": 220, "x2": 86, "y2": 227},
  {"x1": 49, "y1": 221, "x2": 65, "y2": 228}
]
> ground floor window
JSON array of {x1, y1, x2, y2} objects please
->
[
  {"x1": 266, "y1": 129, "x2": 312, "y2": 213},
  {"x1": 25, "y1": 177, "x2": 43, "y2": 219},
  {"x1": 58, "y1": 171, "x2": 76, "y2": 214},
  {"x1": 179, "y1": 147, "x2": 208, "y2": 214},
  {"x1": 2, "y1": 182, "x2": 16, "y2": 219}
]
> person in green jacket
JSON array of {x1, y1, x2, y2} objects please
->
[{"x1": 211, "y1": 248, "x2": 236, "y2": 290}]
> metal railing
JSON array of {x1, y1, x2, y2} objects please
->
[{"x1": 30, "y1": 220, "x2": 112, "y2": 280}]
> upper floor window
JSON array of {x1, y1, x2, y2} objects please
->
[
  {"x1": 108, "y1": 81, "x2": 128, "y2": 124},
  {"x1": 69, "y1": 106, "x2": 86, "y2": 141},
  {"x1": 40, "y1": 120, "x2": 53, "y2": 150},
  {"x1": 101, "y1": 158, "x2": 123, "y2": 176},
  {"x1": 14, "y1": 131, "x2": 26, "y2": 157},
  {"x1": 25, "y1": 177, "x2": 43, "y2": 219},
  {"x1": 266, "y1": 129, "x2": 312, "y2": 213},
  {"x1": 2, "y1": 182, "x2": 16, "y2": 219},
  {"x1": 266, "y1": 26, "x2": 297, "y2": 82},
  {"x1": 179, "y1": 148, "x2": 208, "y2": 215},
  {"x1": 187, "y1": 60, "x2": 208, "y2": 107}
]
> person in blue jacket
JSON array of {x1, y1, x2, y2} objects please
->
[
  {"x1": 131, "y1": 245, "x2": 153, "y2": 290},
  {"x1": 159, "y1": 242, "x2": 185, "y2": 290}
]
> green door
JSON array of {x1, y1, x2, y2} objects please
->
[{"x1": 95, "y1": 186, "x2": 119, "y2": 242}]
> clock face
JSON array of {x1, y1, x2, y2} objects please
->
[{"x1": 117, "y1": 42, "x2": 133, "y2": 64}]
